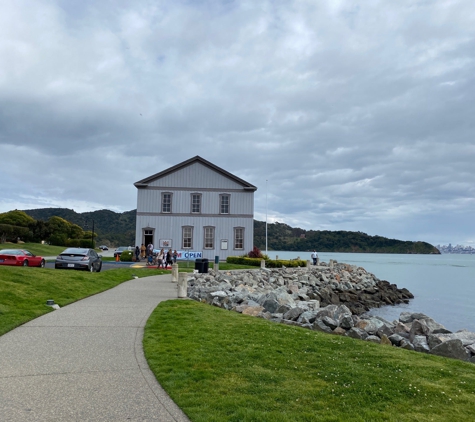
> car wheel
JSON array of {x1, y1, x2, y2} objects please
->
[
  {"x1": 40, "y1": 260, "x2": 45, "y2": 268},
  {"x1": 22, "y1": 260, "x2": 29, "y2": 267},
  {"x1": 96, "y1": 263, "x2": 102, "y2": 273}
]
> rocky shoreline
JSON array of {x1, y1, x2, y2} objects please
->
[{"x1": 186, "y1": 262, "x2": 475, "y2": 362}]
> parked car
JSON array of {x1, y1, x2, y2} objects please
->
[
  {"x1": 114, "y1": 246, "x2": 132, "y2": 258},
  {"x1": 99, "y1": 245, "x2": 109, "y2": 251},
  {"x1": 55, "y1": 248, "x2": 102, "y2": 272},
  {"x1": 0, "y1": 249, "x2": 46, "y2": 267}
]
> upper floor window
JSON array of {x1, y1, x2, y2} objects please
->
[
  {"x1": 234, "y1": 227, "x2": 244, "y2": 250},
  {"x1": 191, "y1": 193, "x2": 201, "y2": 213},
  {"x1": 161, "y1": 193, "x2": 172, "y2": 213},
  {"x1": 220, "y1": 194, "x2": 230, "y2": 214},
  {"x1": 204, "y1": 226, "x2": 215, "y2": 249}
]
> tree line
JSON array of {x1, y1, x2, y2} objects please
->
[{"x1": 1, "y1": 208, "x2": 439, "y2": 254}]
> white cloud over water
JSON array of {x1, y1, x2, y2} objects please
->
[{"x1": 1, "y1": 0, "x2": 474, "y2": 246}]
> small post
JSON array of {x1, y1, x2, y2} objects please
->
[
  {"x1": 306, "y1": 260, "x2": 311, "y2": 268},
  {"x1": 316, "y1": 257, "x2": 320, "y2": 265},
  {"x1": 329, "y1": 259, "x2": 334, "y2": 269},
  {"x1": 171, "y1": 263, "x2": 179, "y2": 282},
  {"x1": 214, "y1": 255, "x2": 220, "y2": 272},
  {"x1": 178, "y1": 273, "x2": 187, "y2": 298},
  {"x1": 260, "y1": 259, "x2": 265, "y2": 269}
]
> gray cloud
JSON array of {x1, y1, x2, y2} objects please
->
[{"x1": 1, "y1": 0, "x2": 474, "y2": 246}]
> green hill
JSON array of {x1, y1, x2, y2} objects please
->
[
  {"x1": 254, "y1": 221, "x2": 439, "y2": 254},
  {"x1": 21, "y1": 208, "x2": 439, "y2": 253},
  {"x1": 23, "y1": 208, "x2": 136, "y2": 247}
]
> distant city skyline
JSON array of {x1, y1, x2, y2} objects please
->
[{"x1": 436, "y1": 244, "x2": 475, "y2": 254}]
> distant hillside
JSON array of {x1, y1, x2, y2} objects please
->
[
  {"x1": 23, "y1": 208, "x2": 136, "y2": 247},
  {"x1": 22, "y1": 208, "x2": 439, "y2": 253},
  {"x1": 254, "y1": 221, "x2": 440, "y2": 254}
]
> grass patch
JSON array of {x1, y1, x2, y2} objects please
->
[
  {"x1": 144, "y1": 300, "x2": 475, "y2": 421},
  {"x1": 0, "y1": 266, "x2": 167, "y2": 336},
  {"x1": 0, "y1": 242, "x2": 66, "y2": 256}
]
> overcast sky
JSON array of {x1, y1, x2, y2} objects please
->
[{"x1": 1, "y1": 0, "x2": 474, "y2": 246}]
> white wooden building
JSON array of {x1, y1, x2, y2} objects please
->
[{"x1": 134, "y1": 156, "x2": 257, "y2": 261}]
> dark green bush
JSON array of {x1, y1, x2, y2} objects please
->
[
  {"x1": 227, "y1": 256, "x2": 262, "y2": 266},
  {"x1": 120, "y1": 250, "x2": 133, "y2": 262},
  {"x1": 226, "y1": 256, "x2": 306, "y2": 268}
]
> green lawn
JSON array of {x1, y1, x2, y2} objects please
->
[
  {"x1": 0, "y1": 266, "x2": 167, "y2": 335},
  {"x1": 144, "y1": 300, "x2": 475, "y2": 422},
  {"x1": 0, "y1": 242, "x2": 66, "y2": 256},
  {"x1": 5, "y1": 256, "x2": 470, "y2": 421}
]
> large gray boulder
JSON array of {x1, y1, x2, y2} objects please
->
[
  {"x1": 346, "y1": 327, "x2": 369, "y2": 340},
  {"x1": 430, "y1": 339, "x2": 470, "y2": 361},
  {"x1": 413, "y1": 336, "x2": 430, "y2": 353}
]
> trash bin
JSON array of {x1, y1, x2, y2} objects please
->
[
  {"x1": 194, "y1": 258, "x2": 203, "y2": 272},
  {"x1": 202, "y1": 258, "x2": 209, "y2": 273}
]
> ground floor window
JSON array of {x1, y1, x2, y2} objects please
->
[
  {"x1": 234, "y1": 227, "x2": 244, "y2": 250},
  {"x1": 204, "y1": 226, "x2": 215, "y2": 249},
  {"x1": 182, "y1": 226, "x2": 193, "y2": 249}
]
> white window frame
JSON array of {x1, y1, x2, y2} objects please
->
[
  {"x1": 234, "y1": 227, "x2": 244, "y2": 250},
  {"x1": 219, "y1": 194, "x2": 230, "y2": 214},
  {"x1": 204, "y1": 226, "x2": 215, "y2": 249},
  {"x1": 191, "y1": 193, "x2": 202, "y2": 214},
  {"x1": 182, "y1": 226, "x2": 193, "y2": 249},
  {"x1": 161, "y1": 192, "x2": 172, "y2": 213}
]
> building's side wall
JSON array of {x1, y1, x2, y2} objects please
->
[
  {"x1": 135, "y1": 213, "x2": 253, "y2": 260},
  {"x1": 148, "y1": 162, "x2": 245, "y2": 189},
  {"x1": 135, "y1": 162, "x2": 255, "y2": 261},
  {"x1": 137, "y1": 189, "x2": 253, "y2": 216}
]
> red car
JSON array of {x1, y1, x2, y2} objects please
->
[{"x1": 0, "y1": 249, "x2": 46, "y2": 267}]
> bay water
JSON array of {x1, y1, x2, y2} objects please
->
[{"x1": 267, "y1": 251, "x2": 475, "y2": 333}]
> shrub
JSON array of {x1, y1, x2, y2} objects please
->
[
  {"x1": 248, "y1": 246, "x2": 263, "y2": 258},
  {"x1": 227, "y1": 256, "x2": 263, "y2": 266},
  {"x1": 120, "y1": 250, "x2": 133, "y2": 262},
  {"x1": 226, "y1": 256, "x2": 307, "y2": 268}
]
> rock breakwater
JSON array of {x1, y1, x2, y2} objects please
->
[{"x1": 185, "y1": 263, "x2": 475, "y2": 362}]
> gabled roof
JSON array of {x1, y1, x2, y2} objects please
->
[{"x1": 134, "y1": 156, "x2": 257, "y2": 191}]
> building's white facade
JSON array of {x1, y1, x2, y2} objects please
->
[{"x1": 134, "y1": 156, "x2": 257, "y2": 261}]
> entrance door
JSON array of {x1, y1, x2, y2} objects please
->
[{"x1": 143, "y1": 229, "x2": 154, "y2": 247}]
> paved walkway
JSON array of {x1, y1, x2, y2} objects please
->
[{"x1": 0, "y1": 275, "x2": 191, "y2": 421}]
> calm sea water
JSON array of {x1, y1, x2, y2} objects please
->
[{"x1": 268, "y1": 251, "x2": 475, "y2": 333}]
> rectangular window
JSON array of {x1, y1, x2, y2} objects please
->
[
  {"x1": 191, "y1": 194, "x2": 201, "y2": 213},
  {"x1": 162, "y1": 193, "x2": 172, "y2": 213},
  {"x1": 182, "y1": 226, "x2": 193, "y2": 249},
  {"x1": 220, "y1": 194, "x2": 230, "y2": 214},
  {"x1": 204, "y1": 227, "x2": 215, "y2": 249},
  {"x1": 234, "y1": 227, "x2": 244, "y2": 250}
]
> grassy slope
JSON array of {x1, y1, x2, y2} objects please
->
[
  {"x1": 0, "y1": 242, "x2": 69, "y2": 256},
  {"x1": 144, "y1": 300, "x2": 475, "y2": 422},
  {"x1": 0, "y1": 266, "x2": 167, "y2": 335}
]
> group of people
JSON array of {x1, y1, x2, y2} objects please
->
[{"x1": 134, "y1": 243, "x2": 178, "y2": 268}]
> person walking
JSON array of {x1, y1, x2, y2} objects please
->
[
  {"x1": 134, "y1": 246, "x2": 140, "y2": 262},
  {"x1": 172, "y1": 250, "x2": 178, "y2": 263},
  {"x1": 140, "y1": 243, "x2": 146, "y2": 259},
  {"x1": 166, "y1": 249, "x2": 172, "y2": 267},
  {"x1": 311, "y1": 250, "x2": 318, "y2": 265}
]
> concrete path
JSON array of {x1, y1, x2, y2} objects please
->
[{"x1": 0, "y1": 275, "x2": 191, "y2": 421}]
